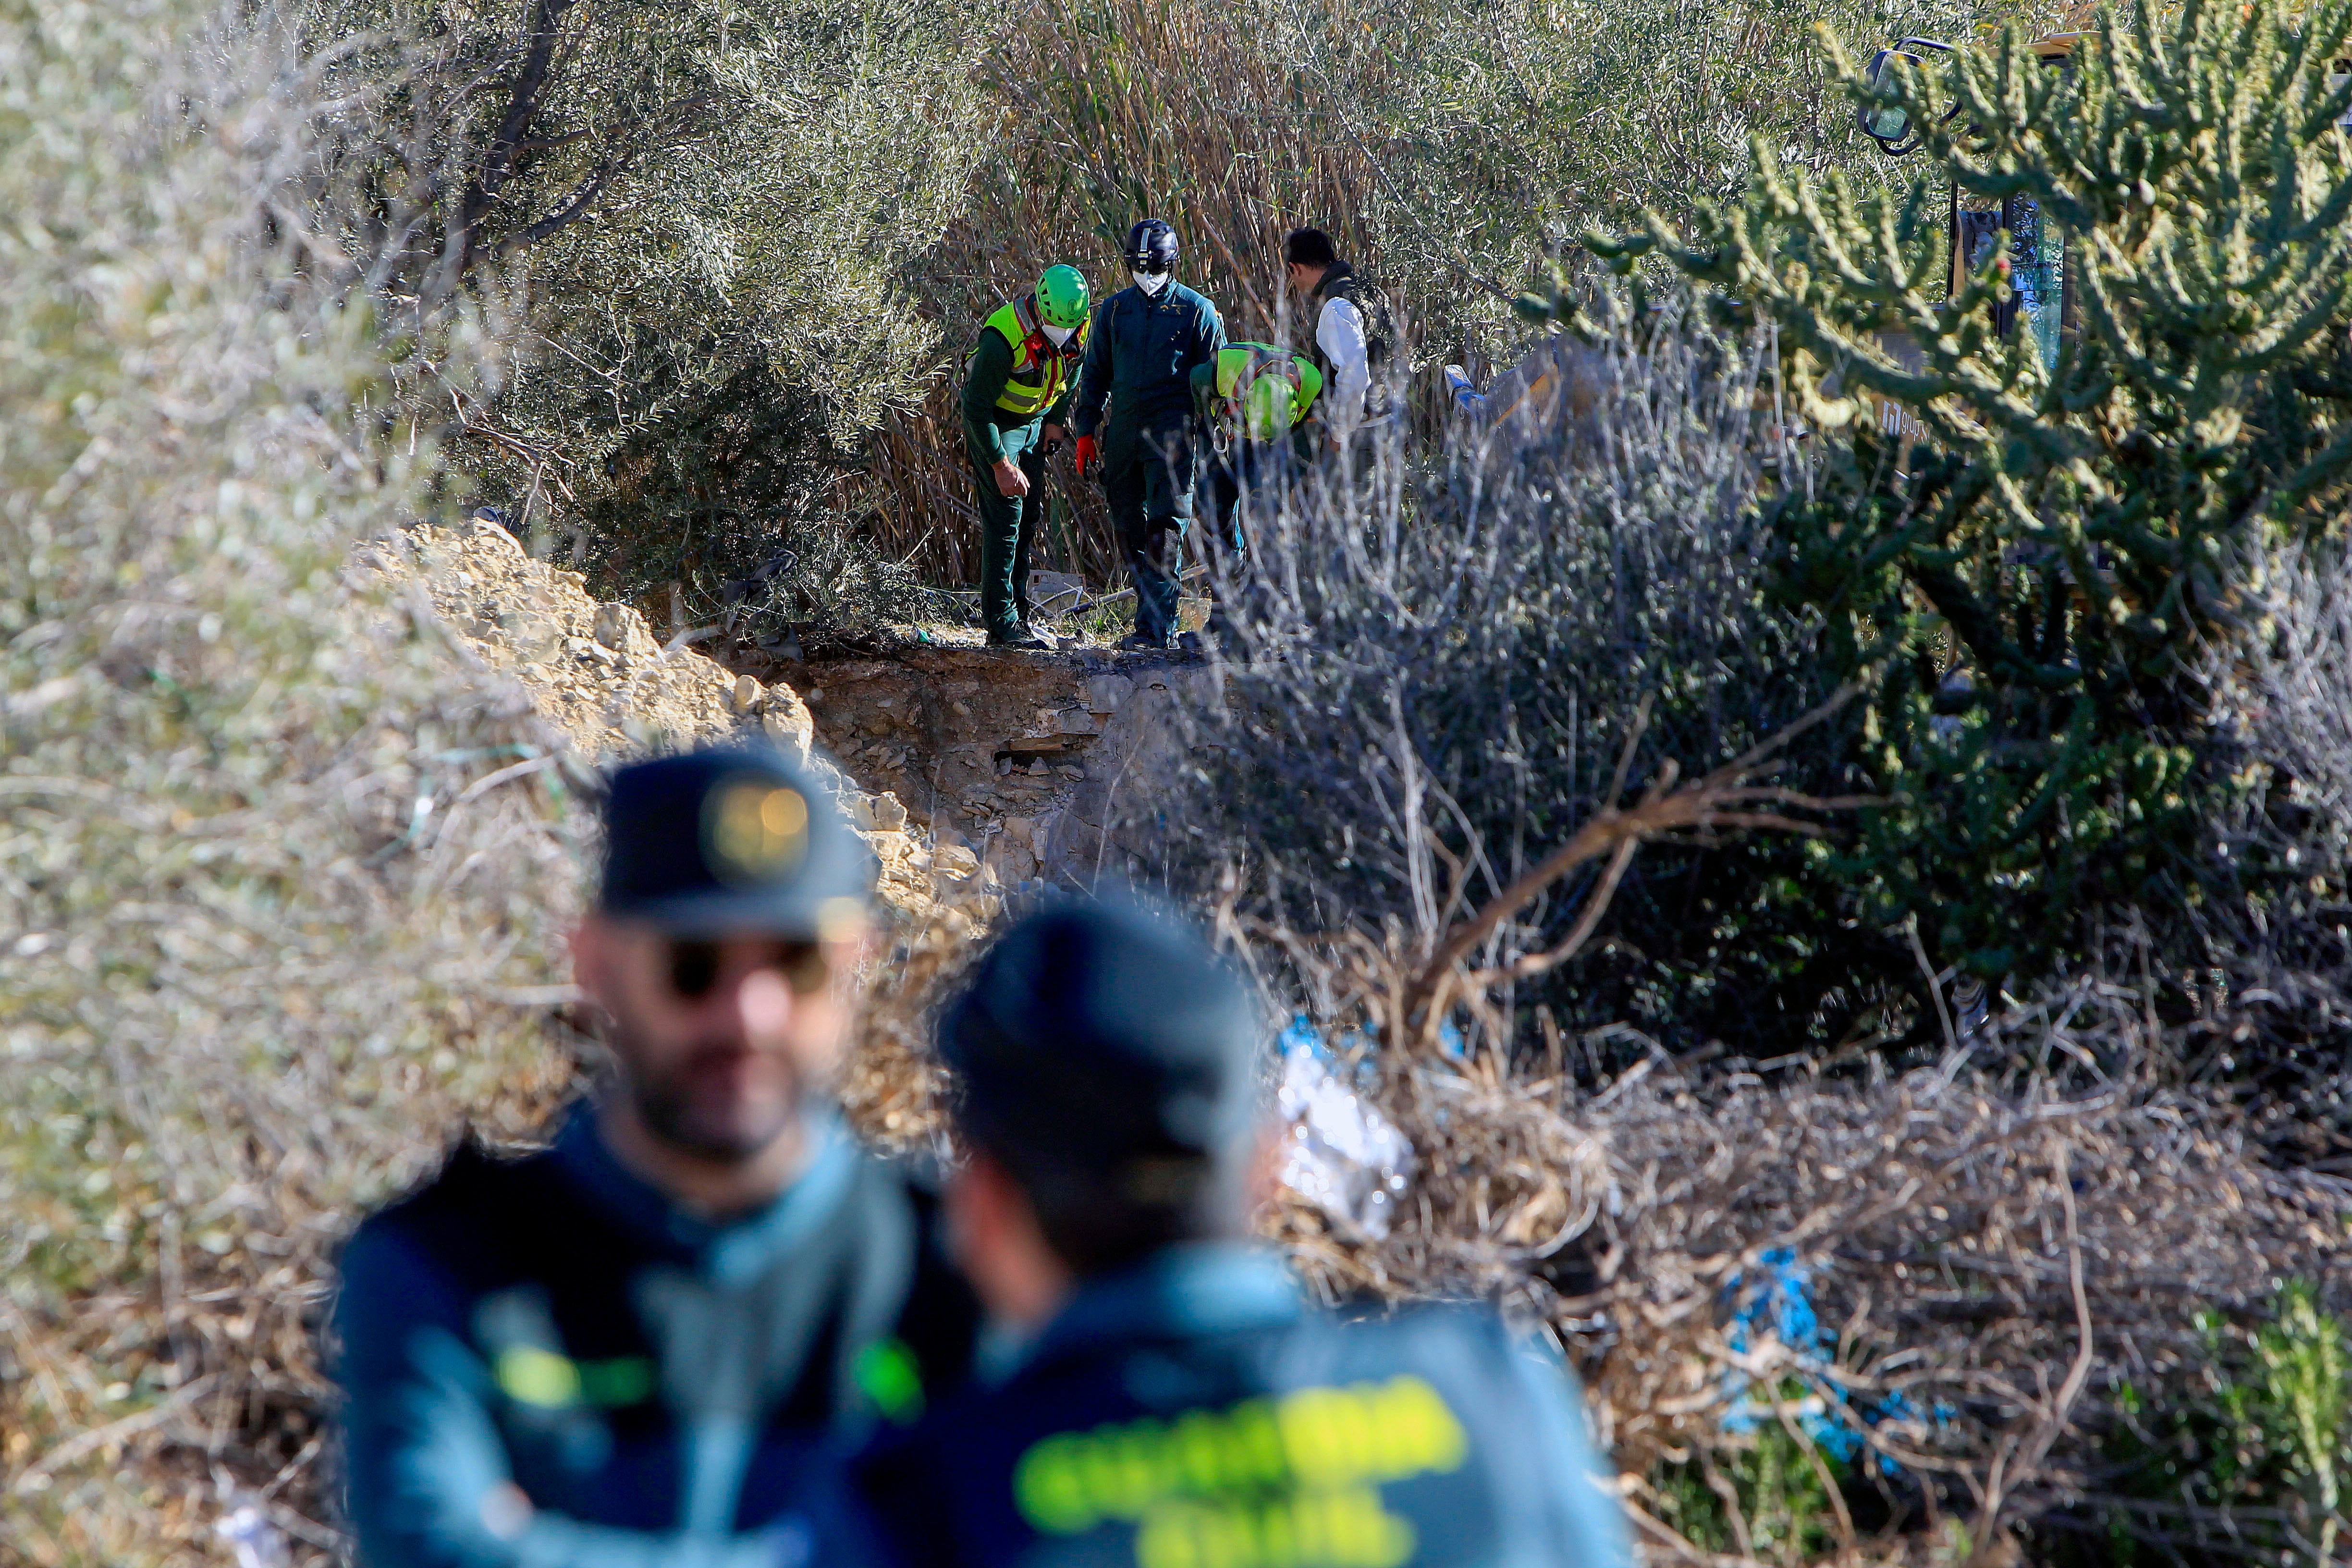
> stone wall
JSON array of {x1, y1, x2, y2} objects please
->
[{"x1": 735, "y1": 646, "x2": 1218, "y2": 899}]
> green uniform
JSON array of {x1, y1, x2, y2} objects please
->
[
  {"x1": 1190, "y1": 340, "x2": 1324, "y2": 447},
  {"x1": 962, "y1": 295, "x2": 1086, "y2": 641},
  {"x1": 1190, "y1": 343, "x2": 1322, "y2": 637}
]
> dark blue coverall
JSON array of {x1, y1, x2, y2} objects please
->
[
  {"x1": 1069, "y1": 282, "x2": 1225, "y2": 646},
  {"x1": 848, "y1": 1244, "x2": 1633, "y2": 1568},
  {"x1": 333, "y1": 1108, "x2": 978, "y2": 1568}
]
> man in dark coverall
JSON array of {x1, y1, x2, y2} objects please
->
[
  {"x1": 334, "y1": 745, "x2": 978, "y2": 1568},
  {"x1": 849, "y1": 901, "x2": 1633, "y2": 1568},
  {"x1": 1070, "y1": 219, "x2": 1225, "y2": 651}
]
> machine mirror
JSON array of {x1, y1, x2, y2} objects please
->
[{"x1": 1858, "y1": 49, "x2": 1916, "y2": 145}]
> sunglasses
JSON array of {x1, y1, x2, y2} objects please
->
[
  {"x1": 662, "y1": 938, "x2": 833, "y2": 1001},
  {"x1": 1128, "y1": 258, "x2": 1173, "y2": 276}
]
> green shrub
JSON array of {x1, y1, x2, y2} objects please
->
[
  {"x1": 2044, "y1": 1282, "x2": 2350, "y2": 1567},
  {"x1": 0, "y1": 3, "x2": 579, "y2": 1556},
  {"x1": 1648, "y1": 1396, "x2": 1842, "y2": 1567},
  {"x1": 1578, "y1": 0, "x2": 2352, "y2": 987},
  {"x1": 298, "y1": 0, "x2": 990, "y2": 623}
]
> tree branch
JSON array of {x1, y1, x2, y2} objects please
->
[
  {"x1": 499, "y1": 159, "x2": 621, "y2": 252},
  {"x1": 456, "y1": 0, "x2": 578, "y2": 272},
  {"x1": 1406, "y1": 687, "x2": 1866, "y2": 1028},
  {"x1": 494, "y1": 93, "x2": 716, "y2": 257}
]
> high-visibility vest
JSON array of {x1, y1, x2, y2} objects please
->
[
  {"x1": 977, "y1": 294, "x2": 1089, "y2": 419},
  {"x1": 1211, "y1": 343, "x2": 1323, "y2": 442}
]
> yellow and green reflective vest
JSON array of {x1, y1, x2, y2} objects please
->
[
  {"x1": 979, "y1": 294, "x2": 1089, "y2": 420},
  {"x1": 1209, "y1": 342, "x2": 1323, "y2": 442}
]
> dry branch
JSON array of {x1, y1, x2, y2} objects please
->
[{"x1": 1406, "y1": 687, "x2": 1866, "y2": 1033}]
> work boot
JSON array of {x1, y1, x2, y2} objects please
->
[
  {"x1": 1115, "y1": 632, "x2": 1166, "y2": 653},
  {"x1": 988, "y1": 625, "x2": 1056, "y2": 651}
]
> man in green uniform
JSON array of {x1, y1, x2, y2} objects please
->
[
  {"x1": 335, "y1": 745, "x2": 980, "y2": 1568},
  {"x1": 963, "y1": 265, "x2": 1092, "y2": 649},
  {"x1": 847, "y1": 901, "x2": 1634, "y2": 1568},
  {"x1": 1071, "y1": 219, "x2": 1225, "y2": 651},
  {"x1": 1192, "y1": 341, "x2": 1323, "y2": 644}
]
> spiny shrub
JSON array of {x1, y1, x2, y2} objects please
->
[{"x1": 1580, "y1": 0, "x2": 2352, "y2": 997}]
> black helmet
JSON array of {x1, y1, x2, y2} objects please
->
[{"x1": 1123, "y1": 218, "x2": 1179, "y2": 275}]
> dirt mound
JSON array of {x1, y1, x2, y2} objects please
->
[
  {"x1": 364, "y1": 517, "x2": 814, "y2": 759},
  {"x1": 359, "y1": 518, "x2": 993, "y2": 922}
]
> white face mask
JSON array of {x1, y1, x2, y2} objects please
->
[
  {"x1": 1042, "y1": 321, "x2": 1077, "y2": 347},
  {"x1": 1131, "y1": 269, "x2": 1171, "y2": 298}
]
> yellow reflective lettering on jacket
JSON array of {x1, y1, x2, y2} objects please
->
[
  {"x1": 1137, "y1": 1486, "x2": 1416, "y2": 1568},
  {"x1": 1011, "y1": 1374, "x2": 1469, "y2": 1561}
]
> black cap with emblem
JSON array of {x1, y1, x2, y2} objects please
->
[
  {"x1": 597, "y1": 744, "x2": 874, "y2": 939},
  {"x1": 938, "y1": 901, "x2": 1261, "y2": 1273}
]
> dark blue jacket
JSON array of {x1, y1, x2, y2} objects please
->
[
  {"x1": 333, "y1": 1108, "x2": 979, "y2": 1568},
  {"x1": 848, "y1": 1245, "x2": 1631, "y2": 1568},
  {"x1": 1070, "y1": 282, "x2": 1225, "y2": 440}
]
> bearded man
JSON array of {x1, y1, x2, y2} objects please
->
[{"x1": 333, "y1": 744, "x2": 978, "y2": 1568}]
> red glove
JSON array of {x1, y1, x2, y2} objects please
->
[{"x1": 1074, "y1": 435, "x2": 1099, "y2": 478}]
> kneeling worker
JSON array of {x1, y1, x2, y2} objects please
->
[
  {"x1": 964, "y1": 265, "x2": 1092, "y2": 649},
  {"x1": 850, "y1": 901, "x2": 1632, "y2": 1568},
  {"x1": 1193, "y1": 340, "x2": 1323, "y2": 641},
  {"x1": 336, "y1": 745, "x2": 979, "y2": 1568}
]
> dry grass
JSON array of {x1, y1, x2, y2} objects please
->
[
  {"x1": 845, "y1": 0, "x2": 1397, "y2": 589},
  {"x1": 838, "y1": 907, "x2": 988, "y2": 1160},
  {"x1": 833, "y1": 895, "x2": 2352, "y2": 1565},
  {"x1": 1249, "y1": 948, "x2": 2352, "y2": 1564}
]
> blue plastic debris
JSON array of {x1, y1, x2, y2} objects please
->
[{"x1": 1718, "y1": 1247, "x2": 1940, "y2": 1475}]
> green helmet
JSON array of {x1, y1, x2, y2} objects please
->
[
  {"x1": 1036, "y1": 264, "x2": 1090, "y2": 330},
  {"x1": 1239, "y1": 369, "x2": 1296, "y2": 441}
]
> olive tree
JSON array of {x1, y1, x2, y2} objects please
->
[{"x1": 301, "y1": 0, "x2": 990, "y2": 613}]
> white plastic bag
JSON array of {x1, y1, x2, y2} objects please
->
[
  {"x1": 215, "y1": 1500, "x2": 288, "y2": 1568},
  {"x1": 1276, "y1": 1018, "x2": 1415, "y2": 1238}
]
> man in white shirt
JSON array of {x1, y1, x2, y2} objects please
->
[{"x1": 1282, "y1": 227, "x2": 1388, "y2": 443}]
